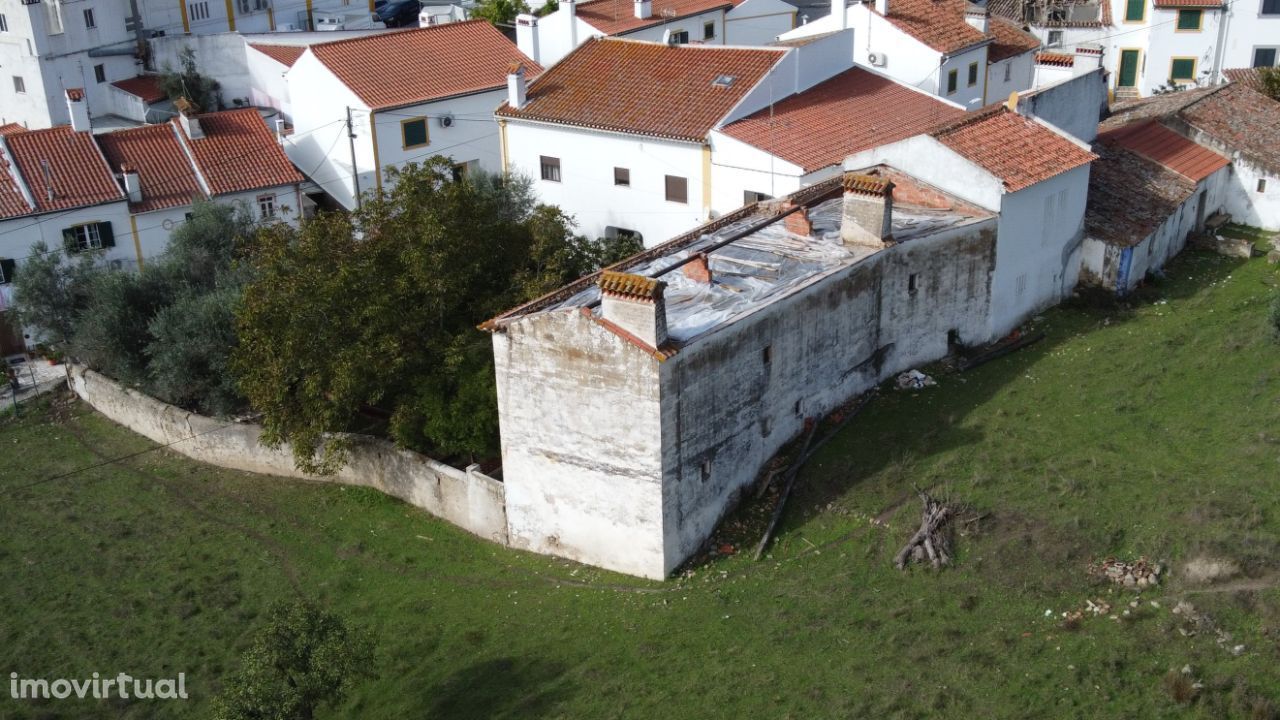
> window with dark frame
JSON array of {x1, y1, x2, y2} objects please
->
[
  {"x1": 540, "y1": 155, "x2": 561, "y2": 182},
  {"x1": 0, "y1": 258, "x2": 14, "y2": 285},
  {"x1": 967, "y1": 61, "x2": 978, "y2": 87},
  {"x1": 257, "y1": 194, "x2": 276, "y2": 219},
  {"x1": 1259, "y1": 179, "x2": 1269, "y2": 193},
  {"x1": 1047, "y1": 29, "x2": 1063, "y2": 46},
  {"x1": 61, "y1": 222, "x2": 115, "y2": 252},
  {"x1": 946, "y1": 69, "x2": 958, "y2": 94},
  {"x1": 703, "y1": 20, "x2": 714, "y2": 40},
  {"x1": 744, "y1": 190, "x2": 771, "y2": 204},
  {"x1": 614, "y1": 167, "x2": 630, "y2": 187},
  {"x1": 1124, "y1": 0, "x2": 1144, "y2": 21},
  {"x1": 1254, "y1": 48, "x2": 1278, "y2": 67},
  {"x1": 94, "y1": 64, "x2": 105, "y2": 83},
  {"x1": 664, "y1": 174, "x2": 687, "y2": 203},
  {"x1": 0, "y1": 14, "x2": 8, "y2": 32},
  {"x1": 1263, "y1": 0, "x2": 1280, "y2": 15},
  {"x1": 12, "y1": 76, "x2": 24, "y2": 94},
  {"x1": 83, "y1": 8, "x2": 95, "y2": 28},
  {"x1": 762, "y1": 345, "x2": 771, "y2": 366},
  {"x1": 1175, "y1": 9, "x2": 1201, "y2": 29},
  {"x1": 1170, "y1": 57, "x2": 1196, "y2": 82},
  {"x1": 669, "y1": 29, "x2": 689, "y2": 44},
  {"x1": 908, "y1": 273, "x2": 918, "y2": 293},
  {"x1": 700, "y1": 459, "x2": 711, "y2": 483},
  {"x1": 401, "y1": 117, "x2": 428, "y2": 149}
]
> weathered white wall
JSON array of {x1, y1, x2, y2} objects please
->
[
  {"x1": 152, "y1": 33, "x2": 255, "y2": 104},
  {"x1": 493, "y1": 310, "x2": 667, "y2": 578},
  {"x1": 845, "y1": 135, "x2": 1005, "y2": 212},
  {"x1": 1220, "y1": 158, "x2": 1280, "y2": 231},
  {"x1": 986, "y1": 51, "x2": 1035, "y2": 106},
  {"x1": 939, "y1": 44, "x2": 990, "y2": 109},
  {"x1": 69, "y1": 365, "x2": 509, "y2": 543},
  {"x1": 1015, "y1": 68, "x2": 1107, "y2": 143},
  {"x1": 708, "y1": 131, "x2": 806, "y2": 210},
  {"x1": 657, "y1": 218, "x2": 997, "y2": 573}
]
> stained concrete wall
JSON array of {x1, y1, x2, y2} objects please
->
[
  {"x1": 69, "y1": 365, "x2": 508, "y2": 544},
  {"x1": 1015, "y1": 68, "x2": 1107, "y2": 143}
]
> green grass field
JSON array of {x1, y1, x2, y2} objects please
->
[{"x1": 3, "y1": 247, "x2": 1279, "y2": 719}]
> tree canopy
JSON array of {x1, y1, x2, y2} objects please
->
[
  {"x1": 158, "y1": 46, "x2": 222, "y2": 112},
  {"x1": 232, "y1": 159, "x2": 639, "y2": 472},
  {"x1": 471, "y1": 0, "x2": 530, "y2": 25}
]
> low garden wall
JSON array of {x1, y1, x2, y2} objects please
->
[{"x1": 68, "y1": 365, "x2": 508, "y2": 544}]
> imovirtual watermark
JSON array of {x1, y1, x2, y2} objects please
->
[{"x1": 9, "y1": 672, "x2": 189, "y2": 701}]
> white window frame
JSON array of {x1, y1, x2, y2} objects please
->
[
  {"x1": 257, "y1": 193, "x2": 276, "y2": 219},
  {"x1": 73, "y1": 223, "x2": 103, "y2": 251},
  {"x1": 540, "y1": 155, "x2": 561, "y2": 183},
  {"x1": 1253, "y1": 47, "x2": 1279, "y2": 67}
]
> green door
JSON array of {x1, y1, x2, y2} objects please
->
[{"x1": 1118, "y1": 50, "x2": 1140, "y2": 87}]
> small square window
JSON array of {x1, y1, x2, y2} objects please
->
[
  {"x1": 540, "y1": 155, "x2": 561, "y2": 182},
  {"x1": 946, "y1": 69, "x2": 958, "y2": 94},
  {"x1": 703, "y1": 20, "x2": 715, "y2": 40},
  {"x1": 664, "y1": 174, "x2": 687, "y2": 204},
  {"x1": 1259, "y1": 178, "x2": 1268, "y2": 193},
  {"x1": 257, "y1": 193, "x2": 276, "y2": 219},
  {"x1": 1170, "y1": 57, "x2": 1196, "y2": 82},
  {"x1": 84, "y1": 8, "x2": 96, "y2": 28},
  {"x1": 669, "y1": 29, "x2": 689, "y2": 44},
  {"x1": 614, "y1": 167, "x2": 630, "y2": 187},
  {"x1": 12, "y1": 76, "x2": 24, "y2": 94},
  {"x1": 967, "y1": 61, "x2": 978, "y2": 87},
  {"x1": 1047, "y1": 29, "x2": 1063, "y2": 46},
  {"x1": 1254, "y1": 48, "x2": 1278, "y2": 67},
  {"x1": 1175, "y1": 9, "x2": 1201, "y2": 30},
  {"x1": 94, "y1": 64, "x2": 106, "y2": 83},
  {"x1": 400, "y1": 118, "x2": 428, "y2": 149},
  {"x1": 1124, "y1": 0, "x2": 1144, "y2": 21}
]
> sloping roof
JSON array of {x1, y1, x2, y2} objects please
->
[
  {"x1": 1099, "y1": 84, "x2": 1224, "y2": 131},
  {"x1": 96, "y1": 124, "x2": 204, "y2": 214},
  {"x1": 249, "y1": 43, "x2": 307, "y2": 68},
  {"x1": 308, "y1": 21, "x2": 540, "y2": 111},
  {"x1": 986, "y1": 16, "x2": 1040, "y2": 63},
  {"x1": 1035, "y1": 51, "x2": 1074, "y2": 66},
  {"x1": 0, "y1": 144, "x2": 33, "y2": 220},
  {"x1": 720, "y1": 67, "x2": 964, "y2": 172},
  {"x1": 576, "y1": 0, "x2": 734, "y2": 34},
  {"x1": 1085, "y1": 143, "x2": 1194, "y2": 246},
  {"x1": 1096, "y1": 119, "x2": 1227, "y2": 182},
  {"x1": 110, "y1": 75, "x2": 167, "y2": 104},
  {"x1": 931, "y1": 106, "x2": 1096, "y2": 192},
  {"x1": 496, "y1": 38, "x2": 786, "y2": 143},
  {"x1": 174, "y1": 108, "x2": 303, "y2": 196},
  {"x1": 1178, "y1": 82, "x2": 1280, "y2": 175},
  {"x1": 1152, "y1": 0, "x2": 1222, "y2": 6},
  {"x1": 1222, "y1": 67, "x2": 1266, "y2": 93},
  {"x1": 987, "y1": 0, "x2": 1110, "y2": 26},
  {"x1": 2, "y1": 126, "x2": 121, "y2": 215},
  {"x1": 876, "y1": 0, "x2": 991, "y2": 54},
  {"x1": 0, "y1": 123, "x2": 25, "y2": 136}
]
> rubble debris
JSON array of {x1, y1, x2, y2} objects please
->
[
  {"x1": 893, "y1": 491, "x2": 956, "y2": 570},
  {"x1": 895, "y1": 369, "x2": 936, "y2": 390},
  {"x1": 1088, "y1": 556, "x2": 1163, "y2": 589}
]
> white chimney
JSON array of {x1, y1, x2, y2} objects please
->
[
  {"x1": 834, "y1": 0, "x2": 849, "y2": 26},
  {"x1": 634, "y1": 0, "x2": 652, "y2": 18},
  {"x1": 516, "y1": 14, "x2": 541, "y2": 64},
  {"x1": 873, "y1": 0, "x2": 888, "y2": 16},
  {"x1": 840, "y1": 173, "x2": 895, "y2": 248},
  {"x1": 563, "y1": 0, "x2": 577, "y2": 46},
  {"x1": 964, "y1": 7, "x2": 989, "y2": 33},
  {"x1": 598, "y1": 271, "x2": 668, "y2": 348},
  {"x1": 65, "y1": 88, "x2": 90, "y2": 132},
  {"x1": 507, "y1": 63, "x2": 528, "y2": 110},
  {"x1": 175, "y1": 97, "x2": 204, "y2": 140},
  {"x1": 121, "y1": 166, "x2": 142, "y2": 204}
]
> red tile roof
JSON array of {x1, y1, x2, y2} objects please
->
[
  {"x1": 1035, "y1": 51, "x2": 1074, "y2": 67},
  {"x1": 1086, "y1": 143, "x2": 1194, "y2": 246},
  {"x1": 173, "y1": 108, "x2": 303, "y2": 196},
  {"x1": 1179, "y1": 82, "x2": 1280, "y2": 175},
  {"x1": 97, "y1": 124, "x2": 204, "y2": 214},
  {"x1": 1097, "y1": 119, "x2": 1227, "y2": 182},
  {"x1": 309, "y1": 21, "x2": 540, "y2": 111},
  {"x1": 111, "y1": 75, "x2": 167, "y2": 104},
  {"x1": 0, "y1": 144, "x2": 33, "y2": 220},
  {"x1": 249, "y1": 43, "x2": 308, "y2": 68},
  {"x1": 0, "y1": 123, "x2": 25, "y2": 136},
  {"x1": 1152, "y1": 0, "x2": 1222, "y2": 6},
  {"x1": 497, "y1": 38, "x2": 785, "y2": 143},
  {"x1": 931, "y1": 106, "x2": 1095, "y2": 192},
  {"x1": 877, "y1": 0, "x2": 991, "y2": 54},
  {"x1": 986, "y1": 17, "x2": 1040, "y2": 63},
  {"x1": 576, "y1": 0, "x2": 733, "y2": 34},
  {"x1": 1222, "y1": 67, "x2": 1269, "y2": 95},
  {"x1": 2, "y1": 126, "x2": 121, "y2": 215},
  {"x1": 720, "y1": 67, "x2": 964, "y2": 172}
]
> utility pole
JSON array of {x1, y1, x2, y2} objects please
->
[{"x1": 346, "y1": 106, "x2": 363, "y2": 212}]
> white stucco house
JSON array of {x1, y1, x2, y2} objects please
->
[
  {"x1": 843, "y1": 106, "x2": 1096, "y2": 336},
  {"x1": 778, "y1": 0, "x2": 1039, "y2": 107},
  {"x1": 515, "y1": 0, "x2": 798, "y2": 68},
  {"x1": 286, "y1": 21, "x2": 539, "y2": 210}
]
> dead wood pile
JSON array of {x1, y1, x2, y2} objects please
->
[{"x1": 893, "y1": 491, "x2": 956, "y2": 570}]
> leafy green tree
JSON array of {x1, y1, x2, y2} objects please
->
[
  {"x1": 233, "y1": 159, "x2": 634, "y2": 472},
  {"x1": 11, "y1": 242, "x2": 103, "y2": 345},
  {"x1": 1259, "y1": 67, "x2": 1280, "y2": 102},
  {"x1": 158, "y1": 46, "x2": 222, "y2": 112},
  {"x1": 147, "y1": 286, "x2": 243, "y2": 415},
  {"x1": 471, "y1": 0, "x2": 530, "y2": 25},
  {"x1": 212, "y1": 602, "x2": 374, "y2": 720},
  {"x1": 71, "y1": 268, "x2": 177, "y2": 387}
]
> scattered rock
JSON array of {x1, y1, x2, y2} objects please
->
[{"x1": 1089, "y1": 556, "x2": 1163, "y2": 590}]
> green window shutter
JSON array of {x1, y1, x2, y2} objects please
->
[
  {"x1": 1125, "y1": 0, "x2": 1143, "y2": 20},
  {"x1": 97, "y1": 221, "x2": 115, "y2": 248},
  {"x1": 1170, "y1": 58, "x2": 1196, "y2": 81},
  {"x1": 1176, "y1": 9, "x2": 1200, "y2": 29},
  {"x1": 0, "y1": 258, "x2": 14, "y2": 284},
  {"x1": 62, "y1": 228, "x2": 80, "y2": 254},
  {"x1": 401, "y1": 119, "x2": 428, "y2": 149}
]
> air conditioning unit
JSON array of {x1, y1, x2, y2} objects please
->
[
  {"x1": 315, "y1": 14, "x2": 345, "y2": 30},
  {"x1": 438, "y1": 113, "x2": 455, "y2": 128},
  {"x1": 868, "y1": 51, "x2": 886, "y2": 67}
]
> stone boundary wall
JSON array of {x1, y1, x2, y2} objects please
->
[{"x1": 68, "y1": 365, "x2": 508, "y2": 544}]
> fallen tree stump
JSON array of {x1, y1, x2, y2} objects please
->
[{"x1": 894, "y1": 491, "x2": 957, "y2": 570}]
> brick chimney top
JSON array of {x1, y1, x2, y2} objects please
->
[{"x1": 599, "y1": 271, "x2": 668, "y2": 347}]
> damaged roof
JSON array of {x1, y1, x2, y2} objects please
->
[
  {"x1": 1085, "y1": 142, "x2": 1194, "y2": 247},
  {"x1": 1097, "y1": 119, "x2": 1228, "y2": 182}
]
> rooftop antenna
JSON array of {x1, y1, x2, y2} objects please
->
[{"x1": 39, "y1": 160, "x2": 54, "y2": 202}]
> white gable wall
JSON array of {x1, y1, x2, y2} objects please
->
[{"x1": 725, "y1": 0, "x2": 797, "y2": 45}]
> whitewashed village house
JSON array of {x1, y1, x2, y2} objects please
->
[
  {"x1": 778, "y1": 0, "x2": 1041, "y2": 106},
  {"x1": 515, "y1": 0, "x2": 799, "y2": 68},
  {"x1": 286, "y1": 22, "x2": 540, "y2": 210},
  {"x1": 0, "y1": 99, "x2": 302, "y2": 355},
  {"x1": 482, "y1": 106, "x2": 1095, "y2": 578}
]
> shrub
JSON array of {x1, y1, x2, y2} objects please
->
[{"x1": 1270, "y1": 291, "x2": 1280, "y2": 342}]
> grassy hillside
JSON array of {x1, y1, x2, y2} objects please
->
[{"x1": 2, "y1": 247, "x2": 1278, "y2": 719}]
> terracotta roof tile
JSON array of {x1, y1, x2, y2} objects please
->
[
  {"x1": 877, "y1": 0, "x2": 991, "y2": 54},
  {"x1": 1179, "y1": 82, "x2": 1280, "y2": 175},
  {"x1": 1152, "y1": 0, "x2": 1222, "y2": 6},
  {"x1": 0, "y1": 143, "x2": 33, "y2": 220},
  {"x1": 599, "y1": 271, "x2": 665, "y2": 299},
  {"x1": 2, "y1": 126, "x2": 121, "y2": 215},
  {"x1": 576, "y1": 0, "x2": 733, "y2": 34},
  {"x1": 0, "y1": 123, "x2": 26, "y2": 136},
  {"x1": 174, "y1": 108, "x2": 303, "y2": 195},
  {"x1": 1099, "y1": 84, "x2": 1223, "y2": 131},
  {"x1": 931, "y1": 106, "x2": 1096, "y2": 192},
  {"x1": 110, "y1": 75, "x2": 167, "y2": 104},
  {"x1": 249, "y1": 43, "x2": 307, "y2": 68},
  {"x1": 497, "y1": 38, "x2": 785, "y2": 142},
  {"x1": 309, "y1": 22, "x2": 540, "y2": 111},
  {"x1": 1086, "y1": 143, "x2": 1194, "y2": 246},
  {"x1": 987, "y1": 16, "x2": 1040, "y2": 63},
  {"x1": 1096, "y1": 119, "x2": 1227, "y2": 182},
  {"x1": 1035, "y1": 51, "x2": 1074, "y2": 66},
  {"x1": 720, "y1": 67, "x2": 963, "y2": 172},
  {"x1": 1222, "y1": 67, "x2": 1266, "y2": 93},
  {"x1": 97, "y1": 124, "x2": 204, "y2": 214}
]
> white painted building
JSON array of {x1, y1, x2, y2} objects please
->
[
  {"x1": 285, "y1": 21, "x2": 538, "y2": 210},
  {"x1": 514, "y1": 0, "x2": 798, "y2": 68}
]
